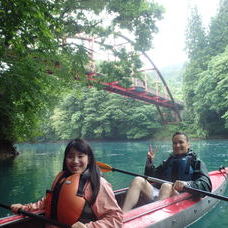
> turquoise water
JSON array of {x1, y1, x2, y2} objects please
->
[{"x1": 0, "y1": 139, "x2": 227, "y2": 227}]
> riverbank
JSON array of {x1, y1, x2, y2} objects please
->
[
  {"x1": 0, "y1": 140, "x2": 19, "y2": 160},
  {"x1": 1, "y1": 133, "x2": 227, "y2": 159}
]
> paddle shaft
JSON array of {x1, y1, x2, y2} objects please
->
[
  {"x1": 111, "y1": 167, "x2": 228, "y2": 202},
  {"x1": 0, "y1": 203, "x2": 70, "y2": 228},
  {"x1": 112, "y1": 167, "x2": 167, "y2": 185}
]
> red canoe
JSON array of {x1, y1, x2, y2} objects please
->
[{"x1": 0, "y1": 168, "x2": 227, "y2": 228}]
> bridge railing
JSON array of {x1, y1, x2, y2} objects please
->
[{"x1": 131, "y1": 77, "x2": 184, "y2": 106}]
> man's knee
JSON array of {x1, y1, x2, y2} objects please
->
[
  {"x1": 130, "y1": 176, "x2": 146, "y2": 189},
  {"x1": 160, "y1": 183, "x2": 173, "y2": 191}
]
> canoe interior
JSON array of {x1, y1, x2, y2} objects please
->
[
  {"x1": 123, "y1": 168, "x2": 228, "y2": 228},
  {"x1": 115, "y1": 188, "x2": 154, "y2": 209},
  {"x1": 0, "y1": 189, "x2": 140, "y2": 228},
  {"x1": 0, "y1": 217, "x2": 44, "y2": 228}
]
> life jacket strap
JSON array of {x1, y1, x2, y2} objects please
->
[
  {"x1": 77, "y1": 170, "x2": 90, "y2": 197},
  {"x1": 185, "y1": 156, "x2": 192, "y2": 174}
]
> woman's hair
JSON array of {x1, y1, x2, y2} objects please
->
[
  {"x1": 62, "y1": 138, "x2": 100, "y2": 205},
  {"x1": 172, "y1": 132, "x2": 189, "y2": 142}
]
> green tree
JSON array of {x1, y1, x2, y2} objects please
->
[
  {"x1": 49, "y1": 87, "x2": 161, "y2": 140},
  {"x1": 183, "y1": 1, "x2": 228, "y2": 137},
  {"x1": 183, "y1": 7, "x2": 209, "y2": 134},
  {"x1": 208, "y1": 0, "x2": 228, "y2": 56},
  {"x1": 185, "y1": 7, "x2": 208, "y2": 62},
  {"x1": 0, "y1": 0, "x2": 164, "y2": 154},
  {"x1": 0, "y1": 0, "x2": 71, "y2": 153},
  {"x1": 194, "y1": 48, "x2": 228, "y2": 135}
]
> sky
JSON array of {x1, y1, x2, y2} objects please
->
[{"x1": 147, "y1": 0, "x2": 220, "y2": 68}]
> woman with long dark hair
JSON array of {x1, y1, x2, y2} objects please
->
[{"x1": 11, "y1": 139, "x2": 123, "y2": 227}]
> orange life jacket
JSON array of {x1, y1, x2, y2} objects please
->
[{"x1": 45, "y1": 171, "x2": 86, "y2": 225}]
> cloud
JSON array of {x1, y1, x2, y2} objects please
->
[{"x1": 147, "y1": 0, "x2": 219, "y2": 68}]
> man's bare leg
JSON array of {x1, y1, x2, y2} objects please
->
[
  {"x1": 159, "y1": 183, "x2": 178, "y2": 200},
  {"x1": 122, "y1": 177, "x2": 153, "y2": 212}
]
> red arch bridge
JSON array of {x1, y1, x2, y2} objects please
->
[
  {"x1": 86, "y1": 72, "x2": 184, "y2": 124},
  {"x1": 68, "y1": 34, "x2": 184, "y2": 124}
]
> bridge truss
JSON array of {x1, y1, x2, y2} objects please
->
[{"x1": 72, "y1": 34, "x2": 184, "y2": 124}]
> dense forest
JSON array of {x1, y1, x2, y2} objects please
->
[
  {"x1": 0, "y1": 0, "x2": 227, "y2": 156},
  {"x1": 184, "y1": 1, "x2": 228, "y2": 137}
]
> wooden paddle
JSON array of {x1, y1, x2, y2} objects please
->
[
  {"x1": 96, "y1": 161, "x2": 228, "y2": 202},
  {"x1": 0, "y1": 203, "x2": 70, "y2": 228}
]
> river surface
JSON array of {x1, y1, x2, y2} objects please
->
[{"x1": 0, "y1": 139, "x2": 227, "y2": 227}]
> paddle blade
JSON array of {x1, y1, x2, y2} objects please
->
[{"x1": 96, "y1": 161, "x2": 113, "y2": 173}]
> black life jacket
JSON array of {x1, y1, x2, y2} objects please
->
[{"x1": 162, "y1": 152, "x2": 197, "y2": 182}]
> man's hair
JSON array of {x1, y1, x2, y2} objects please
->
[{"x1": 172, "y1": 132, "x2": 189, "y2": 142}]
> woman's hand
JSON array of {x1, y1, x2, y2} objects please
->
[
  {"x1": 10, "y1": 204, "x2": 26, "y2": 214},
  {"x1": 72, "y1": 221, "x2": 87, "y2": 228},
  {"x1": 173, "y1": 180, "x2": 187, "y2": 192}
]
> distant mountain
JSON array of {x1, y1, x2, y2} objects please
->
[
  {"x1": 159, "y1": 62, "x2": 186, "y2": 100},
  {"x1": 159, "y1": 62, "x2": 186, "y2": 82},
  {"x1": 144, "y1": 62, "x2": 186, "y2": 100}
]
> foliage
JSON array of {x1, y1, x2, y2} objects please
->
[
  {"x1": 185, "y1": 7, "x2": 208, "y2": 62},
  {"x1": 0, "y1": 0, "x2": 164, "y2": 145},
  {"x1": 45, "y1": 87, "x2": 162, "y2": 140},
  {"x1": 160, "y1": 63, "x2": 185, "y2": 101},
  {"x1": 98, "y1": 48, "x2": 143, "y2": 87},
  {"x1": 208, "y1": 0, "x2": 228, "y2": 56},
  {"x1": 194, "y1": 48, "x2": 228, "y2": 135},
  {"x1": 183, "y1": 7, "x2": 208, "y2": 134},
  {"x1": 183, "y1": 0, "x2": 228, "y2": 137}
]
